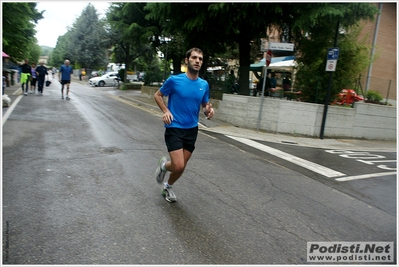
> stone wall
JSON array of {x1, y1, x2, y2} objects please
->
[{"x1": 216, "y1": 94, "x2": 396, "y2": 140}]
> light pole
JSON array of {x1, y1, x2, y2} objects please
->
[
  {"x1": 162, "y1": 38, "x2": 169, "y2": 83},
  {"x1": 162, "y1": 19, "x2": 170, "y2": 83}
]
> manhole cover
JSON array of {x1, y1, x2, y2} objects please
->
[{"x1": 100, "y1": 147, "x2": 122, "y2": 154}]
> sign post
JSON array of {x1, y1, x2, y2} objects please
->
[{"x1": 320, "y1": 41, "x2": 340, "y2": 140}]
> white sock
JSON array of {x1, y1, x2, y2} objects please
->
[{"x1": 164, "y1": 182, "x2": 170, "y2": 188}]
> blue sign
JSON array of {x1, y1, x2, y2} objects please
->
[{"x1": 327, "y1": 48, "x2": 340, "y2": 60}]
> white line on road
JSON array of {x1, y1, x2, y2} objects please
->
[
  {"x1": 2, "y1": 95, "x2": 23, "y2": 126},
  {"x1": 335, "y1": 172, "x2": 397, "y2": 182},
  {"x1": 226, "y1": 135, "x2": 346, "y2": 178},
  {"x1": 13, "y1": 88, "x2": 22, "y2": 95}
]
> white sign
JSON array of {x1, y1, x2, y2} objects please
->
[
  {"x1": 269, "y1": 42, "x2": 294, "y2": 51},
  {"x1": 325, "y1": 60, "x2": 337, "y2": 72},
  {"x1": 260, "y1": 39, "x2": 268, "y2": 52}
]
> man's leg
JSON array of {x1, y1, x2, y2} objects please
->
[
  {"x1": 66, "y1": 82, "x2": 70, "y2": 100},
  {"x1": 38, "y1": 79, "x2": 43, "y2": 94},
  {"x1": 22, "y1": 82, "x2": 28, "y2": 95},
  {"x1": 61, "y1": 83, "x2": 64, "y2": 99},
  {"x1": 159, "y1": 148, "x2": 192, "y2": 202},
  {"x1": 165, "y1": 148, "x2": 192, "y2": 185}
]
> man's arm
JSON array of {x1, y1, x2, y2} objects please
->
[{"x1": 154, "y1": 89, "x2": 173, "y2": 124}]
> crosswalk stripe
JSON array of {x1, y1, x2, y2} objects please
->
[
  {"x1": 226, "y1": 135, "x2": 346, "y2": 178},
  {"x1": 335, "y1": 172, "x2": 396, "y2": 182}
]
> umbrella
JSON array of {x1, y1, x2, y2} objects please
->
[{"x1": 2, "y1": 52, "x2": 10, "y2": 58}]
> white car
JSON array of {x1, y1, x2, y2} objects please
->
[{"x1": 89, "y1": 72, "x2": 119, "y2": 87}]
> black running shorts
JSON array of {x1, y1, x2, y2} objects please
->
[
  {"x1": 164, "y1": 126, "x2": 198, "y2": 153},
  {"x1": 61, "y1": 80, "x2": 71, "y2": 85}
]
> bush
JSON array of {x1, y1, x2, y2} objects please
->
[{"x1": 366, "y1": 90, "x2": 383, "y2": 102}]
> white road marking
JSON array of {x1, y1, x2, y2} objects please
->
[
  {"x1": 335, "y1": 172, "x2": 396, "y2": 182},
  {"x1": 3, "y1": 95, "x2": 23, "y2": 126},
  {"x1": 226, "y1": 135, "x2": 346, "y2": 178}
]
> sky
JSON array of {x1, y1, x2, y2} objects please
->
[{"x1": 35, "y1": 1, "x2": 112, "y2": 48}]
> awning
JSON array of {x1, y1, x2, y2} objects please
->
[
  {"x1": 268, "y1": 59, "x2": 296, "y2": 71},
  {"x1": 250, "y1": 56, "x2": 295, "y2": 71},
  {"x1": 2, "y1": 51, "x2": 10, "y2": 58}
]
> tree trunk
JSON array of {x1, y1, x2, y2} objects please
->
[
  {"x1": 238, "y1": 37, "x2": 251, "y2": 96},
  {"x1": 200, "y1": 54, "x2": 209, "y2": 79},
  {"x1": 171, "y1": 54, "x2": 182, "y2": 75},
  {"x1": 123, "y1": 43, "x2": 130, "y2": 83}
]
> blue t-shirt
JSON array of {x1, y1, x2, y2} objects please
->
[
  {"x1": 59, "y1": 64, "x2": 73, "y2": 81},
  {"x1": 160, "y1": 73, "x2": 210, "y2": 129}
]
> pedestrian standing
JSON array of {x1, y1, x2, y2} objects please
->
[
  {"x1": 58, "y1": 60, "x2": 73, "y2": 100},
  {"x1": 20, "y1": 59, "x2": 31, "y2": 96},
  {"x1": 154, "y1": 47, "x2": 215, "y2": 202},
  {"x1": 30, "y1": 62, "x2": 37, "y2": 94},
  {"x1": 81, "y1": 68, "x2": 86, "y2": 81},
  {"x1": 36, "y1": 61, "x2": 48, "y2": 95}
]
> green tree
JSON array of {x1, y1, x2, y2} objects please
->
[
  {"x1": 2, "y1": 2, "x2": 43, "y2": 62},
  {"x1": 50, "y1": 31, "x2": 74, "y2": 67},
  {"x1": 30, "y1": 43, "x2": 42, "y2": 64},
  {"x1": 146, "y1": 3, "x2": 289, "y2": 95},
  {"x1": 145, "y1": 3, "x2": 230, "y2": 77},
  {"x1": 106, "y1": 3, "x2": 158, "y2": 82},
  {"x1": 290, "y1": 3, "x2": 378, "y2": 103},
  {"x1": 70, "y1": 4, "x2": 108, "y2": 69}
]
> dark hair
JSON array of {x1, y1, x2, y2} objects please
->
[{"x1": 186, "y1": 47, "x2": 203, "y2": 59}]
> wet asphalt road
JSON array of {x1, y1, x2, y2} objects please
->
[{"x1": 2, "y1": 81, "x2": 396, "y2": 264}]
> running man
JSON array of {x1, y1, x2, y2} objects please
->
[
  {"x1": 36, "y1": 60, "x2": 48, "y2": 95},
  {"x1": 154, "y1": 47, "x2": 215, "y2": 202},
  {"x1": 59, "y1": 60, "x2": 73, "y2": 100}
]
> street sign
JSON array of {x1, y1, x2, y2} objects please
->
[
  {"x1": 325, "y1": 60, "x2": 337, "y2": 72},
  {"x1": 269, "y1": 42, "x2": 294, "y2": 51},
  {"x1": 266, "y1": 50, "x2": 272, "y2": 66},
  {"x1": 327, "y1": 47, "x2": 340, "y2": 60},
  {"x1": 260, "y1": 39, "x2": 268, "y2": 52}
]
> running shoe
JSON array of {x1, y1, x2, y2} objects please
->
[
  {"x1": 162, "y1": 184, "x2": 177, "y2": 202},
  {"x1": 61, "y1": 95, "x2": 64, "y2": 99},
  {"x1": 66, "y1": 96, "x2": 70, "y2": 101},
  {"x1": 155, "y1": 156, "x2": 167, "y2": 184}
]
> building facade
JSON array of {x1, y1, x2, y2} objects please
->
[{"x1": 358, "y1": 3, "x2": 396, "y2": 103}]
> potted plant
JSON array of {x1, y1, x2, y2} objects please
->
[{"x1": 365, "y1": 90, "x2": 383, "y2": 104}]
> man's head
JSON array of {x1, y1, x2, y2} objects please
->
[
  {"x1": 40, "y1": 60, "x2": 45, "y2": 66},
  {"x1": 64, "y1": 60, "x2": 70, "y2": 66},
  {"x1": 24, "y1": 58, "x2": 29, "y2": 64},
  {"x1": 31, "y1": 62, "x2": 36, "y2": 67},
  {"x1": 185, "y1": 47, "x2": 203, "y2": 73}
]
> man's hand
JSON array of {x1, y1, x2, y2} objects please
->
[
  {"x1": 162, "y1": 110, "x2": 174, "y2": 124},
  {"x1": 203, "y1": 102, "x2": 215, "y2": 119}
]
